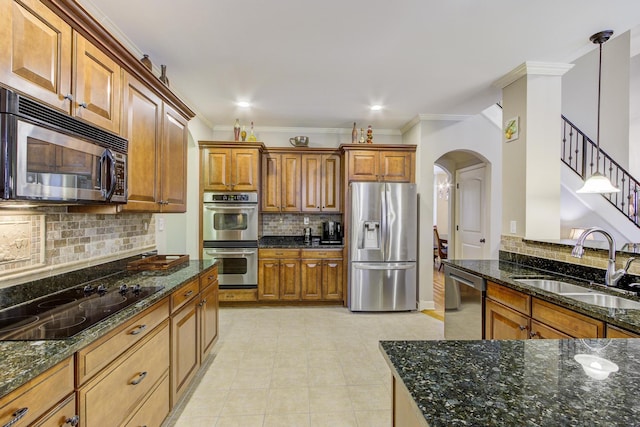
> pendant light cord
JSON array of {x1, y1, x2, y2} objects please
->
[{"x1": 596, "y1": 40, "x2": 603, "y2": 173}]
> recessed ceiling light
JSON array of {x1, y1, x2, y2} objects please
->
[
  {"x1": 370, "y1": 105, "x2": 383, "y2": 111},
  {"x1": 236, "y1": 101, "x2": 251, "y2": 108}
]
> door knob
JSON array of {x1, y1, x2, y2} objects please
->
[{"x1": 480, "y1": 238, "x2": 486, "y2": 243}]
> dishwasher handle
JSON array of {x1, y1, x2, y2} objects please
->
[{"x1": 445, "y1": 267, "x2": 486, "y2": 291}]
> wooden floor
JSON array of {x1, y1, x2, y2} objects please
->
[{"x1": 424, "y1": 259, "x2": 445, "y2": 321}]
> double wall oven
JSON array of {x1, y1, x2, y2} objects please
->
[{"x1": 202, "y1": 192, "x2": 258, "y2": 291}]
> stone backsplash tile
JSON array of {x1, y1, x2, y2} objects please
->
[
  {"x1": 261, "y1": 213, "x2": 342, "y2": 237},
  {"x1": 0, "y1": 209, "x2": 154, "y2": 283}
]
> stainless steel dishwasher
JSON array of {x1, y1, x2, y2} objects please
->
[{"x1": 444, "y1": 264, "x2": 486, "y2": 340}]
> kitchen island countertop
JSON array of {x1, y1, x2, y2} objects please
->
[
  {"x1": 381, "y1": 338, "x2": 640, "y2": 426},
  {"x1": 0, "y1": 259, "x2": 216, "y2": 399}
]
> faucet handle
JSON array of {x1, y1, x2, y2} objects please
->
[{"x1": 624, "y1": 257, "x2": 638, "y2": 271}]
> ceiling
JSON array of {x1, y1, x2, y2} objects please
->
[{"x1": 80, "y1": 0, "x2": 640, "y2": 131}]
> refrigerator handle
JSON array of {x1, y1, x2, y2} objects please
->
[
  {"x1": 381, "y1": 185, "x2": 387, "y2": 259},
  {"x1": 353, "y1": 263, "x2": 415, "y2": 270}
]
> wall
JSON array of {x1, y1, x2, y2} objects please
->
[
  {"x1": 562, "y1": 31, "x2": 631, "y2": 169},
  {"x1": 434, "y1": 171, "x2": 449, "y2": 231},
  {"x1": 0, "y1": 209, "x2": 155, "y2": 288}
]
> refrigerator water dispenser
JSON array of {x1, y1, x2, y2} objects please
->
[{"x1": 362, "y1": 221, "x2": 380, "y2": 249}]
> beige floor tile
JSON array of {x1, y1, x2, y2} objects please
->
[
  {"x1": 215, "y1": 414, "x2": 264, "y2": 427},
  {"x1": 309, "y1": 411, "x2": 359, "y2": 427},
  {"x1": 198, "y1": 367, "x2": 238, "y2": 390},
  {"x1": 354, "y1": 410, "x2": 391, "y2": 426},
  {"x1": 230, "y1": 367, "x2": 272, "y2": 389},
  {"x1": 274, "y1": 350, "x2": 308, "y2": 369},
  {"x1": 308, "y1": 366, "x2": 347, "y2": 386},
  {"x1": 271, "y1": 366, "x2": 309, "y2": 388},
  {"x1": 266, "y1": 386, "x2": 310, "y2": 414},
  {"x1": 348, "y1": 385, "x2": 391, "y2": 412},
  {"x1": 264, "y1": 413, "x2": 312, "y2": 427},
  {"x1": 220, "y1": 388, "x2": 268, "y2": 416},
  {"x1": 309, "y1": 386, "x2": 353, "y2": 413},
  {"x1": 173, "y1": 415, "x2": 218, "y2": 427},
  {"x1": 180, "y1": 391, "x2": 228, "y2": 418}
]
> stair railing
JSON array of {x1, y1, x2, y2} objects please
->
[{"x1": 561, "y1": 115, "x2": 639, "y2": 228}]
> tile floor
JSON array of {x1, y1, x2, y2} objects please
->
[{"x1": 169, "y1": 305, "x2": 444, "y2": 426}]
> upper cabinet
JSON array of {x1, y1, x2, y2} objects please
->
[
  {"x1": 342, "y1": 145, "x2": 416, "y2": 183},
  {"x1": 301, "y1": 153, "x2": 341, "y2": 213},
  {"x1": 159, "y1": 103, "x2": 188, "y2": 212},
  {"x1": 0, "y1": 0, "x2": 121, "y2": 133},
  {"x1": 200, "y1": 142, "x2": 263, "y2": 192},
  {"x1": 262, "y1": 152, "x2": 301, "y2": 212}
]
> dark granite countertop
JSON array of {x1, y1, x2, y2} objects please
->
[
  {"x1": 0, "y1": 259, "x2": 216, "y2": 399},
  {"x1": 381, "y1": 339, "x2": 640, "y2": 426},
  {"x1": 259, "y1": 235, "x2": 344, "y2": 249},
  {"x1": 443, "y1": 259, "x2": 640, "y2": 333}
]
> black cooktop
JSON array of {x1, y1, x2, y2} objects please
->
[{"x1": 0, "y1": 283, "x2": 163, "y2": 340}]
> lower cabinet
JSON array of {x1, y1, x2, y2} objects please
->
[
  {"x1": 392, "y1": 375, "x2": 428, "y2": 427},
  {"x1": 606, "y1": 324, "x2": 640, "y2": 338},
  {"x1": 259, "y1": 248, "x2": 344, "y2": 302},
  {"x1": 485, "y1": 281, "x2": 605, "y2": 340},
  {"x1": 0, "y1": 357, "x2": 76, "y2": 427}
]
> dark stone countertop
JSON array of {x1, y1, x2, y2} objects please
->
[
  {"x1": 443, "y1": 259, "x2": 640, "y2": 333},
  {"x1": 259, "y1": 235, "x2": 344, "y2": 249},
  {"x1": 0, "y1": 259, "x2": 216, "y2": 399},
  {"x1": 380, "y1": 339, "x2": 640, "y2": 426}
]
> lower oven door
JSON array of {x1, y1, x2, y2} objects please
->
[{"x1": 202, "y1": 243, "x2": 257, "y2": 289}]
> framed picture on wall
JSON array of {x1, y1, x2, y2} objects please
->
[{"x1": 504, "y1": 116, "x2": 519, "y2": 142}]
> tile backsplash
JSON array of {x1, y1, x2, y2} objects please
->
[
  {"x1": 261, "y1": 213, "x2": 342, "y2": 237},
  {"x1": 0, "y1": 209, "x2": 155, "y2": 285}
]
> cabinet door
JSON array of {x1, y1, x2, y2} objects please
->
[
  {"x1": 607, "y1": 325, "x2": 640, "y2": 338},
  {"x1": 379, "y1": 151, "x2": 413, "y2": 182},
  {"x1": 31, "y1": 393, "x2": 77, "y2": 427},
  {"x1": 531, "y1": 298, "x2": 604, "y2": 338},
  {"x1": 321, "y1": 154, "x2": 341, "y2": 212},
  {"x1": 203, "y1": 148, "x2": 231, "y2": 191},
  {"x1": 301, "y1": 154, "x2": 321, "y2": 212},
  {"x1": 231, "y1": 148, "x2": 259, "y2": 191},
  {"x1": 281, "y1": 153, "x2": 301, "y2": 212},
  {"x1": 73, "y1": 33, "x2": 121, "y2": 133},
  {"x1": 280, "y1": 259, "x2": 301, "y2": 300},
  {"x1": 159, "y1": 103, "x2": 188, "y2": 212},
  {"x1": 485, "y1": 299, "x2": 529, "y2": 340},
  {"x1": 301, "y1": 259, "x2": 322, "y2": 300},
  {"x1": 171, "y1": 298, "x2": 199, "y2": 405},
  {"x1": 347, "y1": 150, "x2": 379, "y2": 182},
  {"x1": 258, "y1": 260, "x2": 280, "y2": 300},
  {"x1": 322, "y1": 259, "x2": 344, "y2": 300},
  {"x1": 0, "y1": 0, "x2": 72, "y2": 112},
  {"x1": 261, "y1": 154, "x2": 281, "y2": 212},
  {"x1": 199, "y1": 282, "x2": 219, "y2": 361},
  {"x1": 121, "y1": 72, "x2": 162, "y2": 212}
]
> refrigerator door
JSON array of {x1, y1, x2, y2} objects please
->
[
  {"x1": 349, "y1": 262, "x2": 417, "y2": 311},
  {"x1": 350, "y1": 182, "x2": 384, "y2": 262},
  {"x1": 384, "y1": 183, "x2": 417, "y2": 262}
]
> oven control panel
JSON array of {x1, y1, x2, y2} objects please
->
[{"x1": 203, "y1": 192, "x2": 258, "y2": 203}]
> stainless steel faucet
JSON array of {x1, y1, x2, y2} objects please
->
[{"x1": 571, "y1": 226, "x2": 628, "y2": 287}]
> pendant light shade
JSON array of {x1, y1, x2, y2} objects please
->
[{"x1": 576, "y1": 30, "x2": 620, "y2": 194}]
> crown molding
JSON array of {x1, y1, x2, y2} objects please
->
[
  {"x1": 211, "y1": 125, "x2": 402, "y2": 136},
  {"x1": 493, "y1": 61, "x2": 575, "y2": 89}
]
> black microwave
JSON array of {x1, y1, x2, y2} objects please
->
[{"x1": 0, "y1": 88, "x2": 128, "y2": 204}]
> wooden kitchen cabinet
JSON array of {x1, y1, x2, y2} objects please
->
[
  {"x1": 262, "y1": 152, "x2": 301, "y2": 212},
  {"x1": 485, "y1": 281, "x2": 604, "y2": 340},
  {"x1": 301, "y1": 153, "x2": 341, "y2": 213},
  {"x1": 258, "y1": 249, "x2": 301, "y2": 301},
  {"x1": 301, "y1": 249, "x2": 343, "y2": 301},
  {"x1": 159, "y1": 103, "x2": 188, "y2": 212},
  {"x1": 342, "y1": 145, "x2": 416, "y2": 183},
  {"x1": 201, "y1": 144, "x2": 262, "y2": 192},
  {"x1": 199, "y1": 270, "x2": 219, "y2": 361},
  {"x1": 31, "y1": 393, "x2": 77, "y2": 427},
  {"x1": 0, "y1": 357, "x2": 75, "y2": 427},
  {"x1": 606, "y1": 324, "x2": 640, "y2": 338}
]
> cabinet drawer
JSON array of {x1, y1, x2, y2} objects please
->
[
  {"x1": 302, "y1": 249, "x2": 343, "y2": 259},
  {"x1": 530, "y1": 319, "x2": 572, "y2": 339},
  {"x1": 76, "y1": 298, "x2": 169, "y2": 385},
  {"x1": 219, "y1": 288, "x2": 257, "y2": 302},
  {"x1": 200, "y1": 264, "x2": 219, "y2": 291},
  {"x1": 259, "y1": 249, "x2": 301, "y2": 259},
  {"x1": 32, "y1": 393, "x2": 77, "y2": 427},
  {"x1": 171, "y1": 278, "x2": 199, "y2": 313},
  {"x1": 0, "y1": 357, "x2": 74, "y2": 427},
  {"x1": 606, "y1": 324, "x2": 640, "y2": 338},
  {"x1": 78, "y1": 321, "x2": 170, "y2": 427},
  {"x1": 124, "y1": 374, "x2": 170, "y2": 427},
  {"x1": 486, "y1": 281, "x2": 531, "y2": 316},
  {"x1": 532, "y1": 298, "x2": 604, "y2": 338}
]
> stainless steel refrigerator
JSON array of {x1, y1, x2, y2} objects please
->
[{"x1": 348, "y1": 182, "x2": 417, "y2": 311}]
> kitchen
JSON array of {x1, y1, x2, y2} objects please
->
[{"x1": 1, "y1": 0, "x2": 640, "y2": 426}]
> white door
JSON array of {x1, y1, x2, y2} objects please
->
[{"x1": 455, "y1": 164, "x2": 487, "y2": 259}]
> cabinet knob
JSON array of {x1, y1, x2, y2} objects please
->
[
  {"x1": 518, "y1": 325, "x2": 527, "y2": 331},
  {"x1": 530, "y1": 331, "x2": 540, "y2": 339},
  {"x1": 63, "y1": 94, "x2": 73, "y2": 101},
  {"x1": 129, "y1": 324, "x2": 147, "y2": 335},
  {"x1": 184, "y1": 290, "x2": 194, "y2": 297},
  {"x1": 65, "y1": 415, "x2": 80, "y2": 426},
  {"x1": 78, "y1": 102, "x2": 88, "y2": 109},
  {"x1": 130, "y1": 371, "x2": 148, "y2": 385}
]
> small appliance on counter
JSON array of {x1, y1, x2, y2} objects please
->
[
  {"x1": 303, "y1": 227, "x2": 312, "y2": 244},
  {"x1": 321, "y1": 221, "x2": 342, "y2": 245}
]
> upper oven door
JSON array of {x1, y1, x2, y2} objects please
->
[{"x1": 203, "y1": 202, "x2": 258, "y2": 241}]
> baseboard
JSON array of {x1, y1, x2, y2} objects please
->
[{"x1": 418, "y1": 300, "x2": 435, "y2": 311}]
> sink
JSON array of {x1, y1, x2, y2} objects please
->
[
  {"x1": 562, "y1": 293, "x2": 640, "y2": 310},
  {"x1": 515, "y1": 279, "x2": 592, "y2": 294}
]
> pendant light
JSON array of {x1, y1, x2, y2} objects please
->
[{"x1": 576, "y1": 30, "x2": 620, "y2": 194}]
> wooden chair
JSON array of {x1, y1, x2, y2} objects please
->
[{"x1": 433, "y1": 226, "x2": 448, "y2": 271}]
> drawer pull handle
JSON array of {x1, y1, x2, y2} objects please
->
[
  {"x1": 129, "y1": 324, "x2": 147, "y2": 335},
  {"x1": 518, "y1": 325, "x2": 527, "y2": 331},
  {"x1": 130, "y1": 371, "x2": 148, "y2": 385},
  {"x1": 65, "y1": 415, "x2": 80, "y2": 426},
  {"x1": 184, "y1": 290, "x2": 194, "y2": 297},
  {"x1": 3, "y1": 407, "x2": 28, "y2": 427}
]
